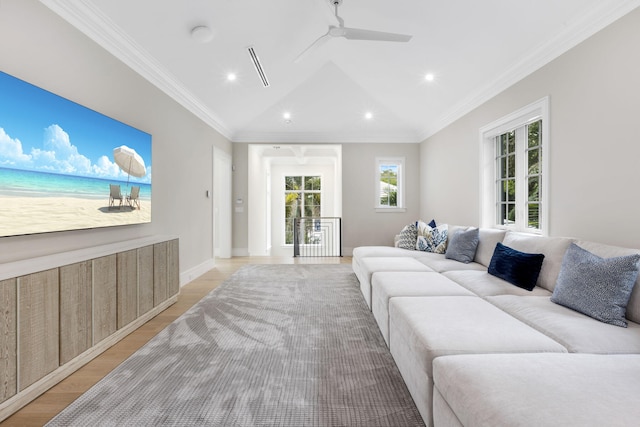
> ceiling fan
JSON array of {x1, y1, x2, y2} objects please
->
[{"x1": 295, "y1": 0, "x2": 412, "y2": 62}]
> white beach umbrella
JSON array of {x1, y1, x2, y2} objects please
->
[{"x1": 113, "y1": 145, "x2": 146, "y2": 185}]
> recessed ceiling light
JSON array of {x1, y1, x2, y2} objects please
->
[
  {"x1": 191, "y1": 25, "x2": 214, "y2": 43},
  {"x1": 227, "y1": 73, "x2": 237, "y2": 82},
  {"x1": 283, "y1": 112, "x2": 291, "y2": 120},
  {"x1": 425, "y1": 73, "x2": 435, "y2": 82},
  {"x1": 364, "y1": 112, "x2": 373, "y2": 120}
]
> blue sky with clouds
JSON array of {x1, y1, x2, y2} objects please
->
[{"x1": 0, "y1": 71, "x2": 151, "y2": 183}]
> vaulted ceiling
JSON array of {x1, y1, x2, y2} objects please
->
[{"x1": 42, "y1": 0, "x2": 639, "y2": 143}]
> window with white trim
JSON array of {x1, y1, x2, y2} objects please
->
[
  {"x1": 284, "y1": 175, "x2": 321, "y2": 244},
  {"x1": 480, "y1": 97, "x2": 549, "y2": 234},
  {"x1": 376, "y1": 157, "x2": 405, "y2": 211}
]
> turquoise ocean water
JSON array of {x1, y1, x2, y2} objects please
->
[{"x1": 0, "y1": 167, "x2": 151, "y2": 200}]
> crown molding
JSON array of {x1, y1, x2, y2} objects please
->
[
  {"x1": 417, "y1": 0, "x2": 640, "y2": 142},
  {"x1": 40, "y1": 0, "x2": 234, "y2": 140}
]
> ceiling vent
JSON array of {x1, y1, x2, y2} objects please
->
[{"x1": 247, "y1": 46, "x2": 270, "y2": 88}]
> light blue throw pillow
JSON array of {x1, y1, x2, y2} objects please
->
[
  {"x1": 551, "y1": 243, "x2": 640, "y2": 327},
  {"x1": 445, "y1": 227, "x2": 479, "y2": 263}
]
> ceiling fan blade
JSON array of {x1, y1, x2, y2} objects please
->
[
  {"x1": 342, "y1": 27, "x2": 412, "y2": 42},
  {"x1": 294, "y1": 32, "x2": 332, "y2": 63}
]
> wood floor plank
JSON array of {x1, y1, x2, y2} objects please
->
[{"x1": 0, "y1": 257, "x2": 349, "y2": 427}]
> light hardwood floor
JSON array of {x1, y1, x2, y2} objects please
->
[{"x1": 1, "y1": 256, "x2": 351, "y2": 427}]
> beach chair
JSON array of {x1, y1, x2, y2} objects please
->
[
  {"x1": 127, "y1": 186, "x2": 141, "y2": 210},
  {"x1": 109, "y1": 184, "x2": 123, "y2": 210}
]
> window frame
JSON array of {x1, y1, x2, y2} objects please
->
[
  {"x1": 284, "y1": 175, "x2": 322, "y2": 245},
  {"x1": 479, "y1": 97, "x2": 549, "y2": 235},
  {"x1": 375, "y1": 157, "x2": 406, "y2": 213}
]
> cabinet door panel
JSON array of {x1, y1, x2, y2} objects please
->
[
  {"x1": 60, "y1": 261, "x2": 92, "y2": 364},
  {"x1": 0, "y1": 278, "x2": 17, "y2": 402},
  {"x1": 117, "y1": 250, "x2": 138, "y2": 329},
  {"x1": 153, "y1": 242, "x2": 168, "y2": 306},
  {"x1": 93, "y1": 255, "x2": 117, "y2": 344},
  {"x1": 167, "y1": 239, "x2": 180, "y2": 297},
  {"x1": 138, "y1": 245, "x2": 154, "y2": 316},
  {"x1": 18, "y1": 269, "x2": 59, "y2": 391}
]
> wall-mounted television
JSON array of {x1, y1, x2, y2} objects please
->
[{"x1": 0, "y1": 71, "x2": 152, "y2": 238}]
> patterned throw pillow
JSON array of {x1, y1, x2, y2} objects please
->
[
  {"x1": 416, "y1": 223, "x2": 448, "y2": 254},
  {"x1": 397, "y1": 223, "x2": 418, "y2": 250},
  {"x1": 551, "y1": 243, "x2": 640, "y2": 327},
  {"x1": 416, "y1": 219, "x2": 436, "y2": 237}
]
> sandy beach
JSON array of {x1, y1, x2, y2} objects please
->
[{"x1": 0, "y1": 196, "x2": 151, "y2": 237}]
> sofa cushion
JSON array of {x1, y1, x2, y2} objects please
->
[
  {"x1": 488, "y1": 242, "x2": 545, "y2": 291},
  {"x1": 551, "y1": 243, "x2": 640, "y2": 327},
  {"x1": 352, "y1": 246, "x2": 422, "y2": 259},
  {"x1": 389, "y1": 296, "x2": 566, "y2": 426},
  {"x1": 357, "y1": 257, "x2": 434, "y2": 309},
  {"x1": 574, "y1": 240, "x2": 640, "y2": 324},
  {"x1": 486, "y1": 295, "x2": 640, "y2": 353},
  {"x1": 445, "y1": 227, "x2": 479, "y2": 263},
  {"x1": 474, "y1": 228, "x2": 507, "y2": 267},
  {"x1": 443, "y1": 270, "x2": 552, "y2": 297},
  {"x1": 414, "y1": 251, "x2": 486, "y2": 273},
  {"x1": 433, "y1": 353, "x2": 640, "y2": 427},
  {"x1": 389, "y1": 296, "x2": 567, "y2": 379},
  {"x1": 371, "y1": 272, "x2": 474, "y2": 345},
  {"x1": 502, "y1": 232, "x2": 574, "y2": 292},
  {"x1": 396, "y1": 223, "x2": 418, "y2": 250},
  {"x1": 419, "y1": 257, "x2": 487, "y2": 274}
]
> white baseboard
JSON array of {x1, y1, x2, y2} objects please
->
[{"x1": 180, "y1": 258, "x2": 215, "y2": 286}]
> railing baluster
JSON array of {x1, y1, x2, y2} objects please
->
[{"x1": 292, "y1": 217, "x2": 342, "y2": 258}]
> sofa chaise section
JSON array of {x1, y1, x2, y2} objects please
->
[
  {"x1": 433, "y1": 353, "x2": 640, "y2": 427},
  {"x1": 388, "y1": 296, "x2": 567, "y2": 425},
  {"x1": 371, "y1": 272, "x2": 475, "y2": 346},
  {"x1": 355, "y1": 257, "x2": 434, "y2": 309}
]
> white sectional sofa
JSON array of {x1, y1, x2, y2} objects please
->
[{"x1": 352, "y1": 225, "x2": 640, "y2": 427}]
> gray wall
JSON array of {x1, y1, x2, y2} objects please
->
[
  {"x1": 342, "y1": 143, "x2": 420, "y2": 253},
  {"x1": 0, "y1": 1, "x2": 232, "y2": 275},
  {"x1": 420, "y1": 8, "x2": 640, "y2": 248},
  {"x1": 232, "y1": 142, "x2": 420, "y2": 255}
]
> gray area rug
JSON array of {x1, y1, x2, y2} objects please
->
[{"x1": 47, "y1": 264, "x2": 423, "y2": 426}]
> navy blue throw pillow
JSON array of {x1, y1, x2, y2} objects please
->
[
  {"x1": 428, "y1": 219, "x2": 437, "y2": 228},
  {"x1": 488, "y1": 243, "x2": 545, "y2": 291}
]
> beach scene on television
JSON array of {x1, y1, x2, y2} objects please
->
[{"x1": 0, "y1": 71, "x2": 151, "y2": 238}]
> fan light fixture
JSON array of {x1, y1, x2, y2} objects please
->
[{"x1": 295, "y1": 0, "x2": 412, "y2": 63}]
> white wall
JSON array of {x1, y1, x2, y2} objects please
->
[
  {"x1": 420, "y1": 8, "x2": 640, "y2": 248},
  {"x1": 0, "y1": 1, "x2": 232, "y2": 279},
  {"x1": 340, "y1": 143, "x2": 420, "y2": 253}
]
